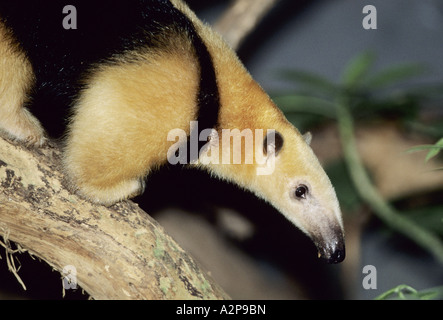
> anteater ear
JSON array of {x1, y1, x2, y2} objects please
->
[
  {"x1": 263, "y1": 130, "x2": 284, "y2": 156},
  {"x1": 303, "y1": 132, "x2": 312, "y2": 146}
]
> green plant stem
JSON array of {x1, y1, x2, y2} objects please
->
[{"x1": 336, "y1": 95, "x2": 443, "y2": 265}]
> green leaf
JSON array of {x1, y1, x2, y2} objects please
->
[
  {"x1": 375, "y1": 284, "x2": 417, "y2": 300},
  {"x1": 376, "y1": 285, "x2": 443, "y2": 300},
  {"x1": 364, "y1": 63, "x2": 426, "y2": 89},
  {"x1": 417, "y1": 287, "x2": 443, "y2": 300},
  {"x1": 425, "y1": 149, "x2": 441, "y2": 162},
  {"x1": 405, "y1": 144, "x2": 442, "y2": 154},
  {"x1": 341, "y1": 52, "x2": 376, "y2": 88},
  {"x1": 425, "y1": 137, "x2": 443, "y2": 162},
  {"x1": 407, "y1": 138, "x2": 443, "y2": 162}
]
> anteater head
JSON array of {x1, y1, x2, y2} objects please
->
[
  {"x1": 259, "y1": 129, "x2": 345, "y2": 264},
  {"x1": 198, "y1": 67, "x2": 345, "y2": 263},
  {"x1": 203, "y1": 123, "x2": 345, "y2": 264}
]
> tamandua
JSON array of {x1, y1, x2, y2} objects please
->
[{"x1": 0, "y1": 0, "x2": 345, "y2": 263}]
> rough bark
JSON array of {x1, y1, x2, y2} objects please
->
[{"x1": 0, "y1": 137, "x2": 228, "y2": 299}]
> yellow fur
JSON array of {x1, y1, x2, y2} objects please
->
[
  {"x1": 63, "y1": 35, "x2": 200, "y2": 204},
  {"x1": 0, "y1": 22, "x2": 46, "y2": 146}
]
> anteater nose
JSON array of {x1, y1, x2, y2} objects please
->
[
  {"x1": 316, "y1": 236, "x2": 346, "y2": 264},
  {"x1": 326, "y1": 246, "x2": 345, "y2": 264}
]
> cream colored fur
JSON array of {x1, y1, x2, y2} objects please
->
[{"x1": 0, "y1": 23, "x2": 46, "y2": 146}]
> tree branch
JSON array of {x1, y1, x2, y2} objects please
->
[
  {"x1": 0, "y1": 137, "x2": 229, "y2": 299},
  {"x1": 214, "y1": 0, "x2": 280, "y2": 50}
]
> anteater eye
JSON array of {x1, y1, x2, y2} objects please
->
[{"x1": 295, "y1": 185, "x2": 308, "y2": 199}]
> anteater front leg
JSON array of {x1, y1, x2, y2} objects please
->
[{"x1": 0, "y1": 22, "x2": 46, "y2": 147}]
